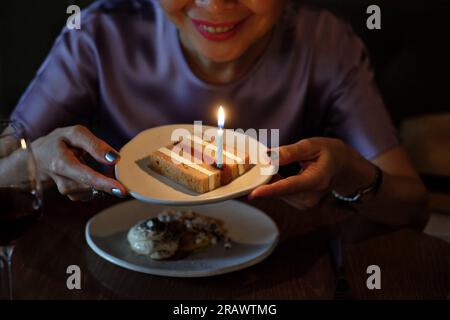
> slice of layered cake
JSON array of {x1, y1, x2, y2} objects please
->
[{"x1": 148, "y1": 134, "x2": 254, "y2": 193}]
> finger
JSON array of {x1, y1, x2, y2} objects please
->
[
  {"x1": 71, "y1": 147, "x2": 86, "y2": 159},
  {"x1": 247, "y1": 175, "x2": 283, "y2": 200},
  {"x1": 276, "y1": 139, "x2": 321, "y2": 166},
  {"x1": 61, "y1": 125, "x2": 120, "y2": 165},
  {"x1": 67, "y1": 191, "x2": 95, "y2": 202},
  {"x1": 53, "y1": 175, "x2": 91, "y2": 196},
  {"x1": 269, "y1": 174, "x2": 284, "y2": 183},
  {"x1": 61, "y1": 153, "x2": 127, "y2": 197},
  {"x1": 249, "y1": 171, "x2": 320, "y2": 199}
]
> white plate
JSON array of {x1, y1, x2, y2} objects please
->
[
  {"x1": 116, "y1": 124, "x2": 274, "y2": 206},
  {"x1": 85, "y1": 199, "x2": 279, "y2": 277}
]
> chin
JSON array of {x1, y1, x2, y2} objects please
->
[
  {"x1": 195, "y1": 44, "x2": 248, "y2": 63},
  {"x1": 200, "y1": 51, "x2": 243, "y2": 63}
]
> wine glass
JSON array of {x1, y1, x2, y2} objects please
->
[{"x1": 0, "y1": 120, "x2": 43, "y2": 300}]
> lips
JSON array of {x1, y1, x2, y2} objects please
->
[{"x1": 191, "y1": 18, "x2": 247, "y2": 41}]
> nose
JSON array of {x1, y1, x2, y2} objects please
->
[{"x1": 194, "y1": 0, "x2": 237, "y2": 13}]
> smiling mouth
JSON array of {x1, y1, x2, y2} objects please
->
[
  {"x1": 191, "y1": 18, "x2": 247, "y2": 41},
  {"x1": 199, "y1": 24, "x2": 237, "y2": 33}
]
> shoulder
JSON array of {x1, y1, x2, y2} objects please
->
[
  {"x1": 82, "y1": 0, "x2": 159, "y2": 22},
  {"x1": 54, "y1": 0, "x2": 168, "y2": 60},
  {"x1": 61, "y1": 0, "x2": 163, "y2": 38},
  {"x1": 280, "y1": 3, "x2": 367, "y2": 84},
  {"x1": 281, "y1": 3, "x2": 357, "y2": 52}
]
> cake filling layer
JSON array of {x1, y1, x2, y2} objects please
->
[{"x1": 157, "y1": 147, "x2": 216, "y2": 191}]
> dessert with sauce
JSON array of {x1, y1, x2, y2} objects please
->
[{"x1": 127, "y1": 209, "x2": 231, "y2": 260}]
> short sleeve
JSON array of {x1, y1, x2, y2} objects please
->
[
  {"x1": 10, "y1": 24, "x2": 98, "y2": 141},
  {"x1": 314, "y1": 20, "x2": 399, "y2": 160}
]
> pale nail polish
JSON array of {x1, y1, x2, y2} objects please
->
[
  {"x1": 111, "y1": 188, "x2": 124, "y2": 197},
  {"x1": 105, "y1": 151, "x2": 120, "y2": 163}
]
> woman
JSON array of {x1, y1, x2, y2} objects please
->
[{"x1": 5, "y1": 0, "x2": 428, "y2": 227}]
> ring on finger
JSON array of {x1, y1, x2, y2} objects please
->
[{"x1": 91, "y1": 188, "x2": 104, "y2": 199}]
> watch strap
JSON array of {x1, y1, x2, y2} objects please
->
[{"x1": 332, "y1": 165, "x2": 383, "y2": 203}]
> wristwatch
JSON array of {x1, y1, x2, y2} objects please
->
[{"x1": 331, "y1": 165, "x2": 383, "y2": 203}]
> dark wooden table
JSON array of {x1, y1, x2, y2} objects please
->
[{"x1": 6, "y1": 189, "x2": 450, "y2": 300}]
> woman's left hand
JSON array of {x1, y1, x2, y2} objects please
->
[{"x1": 249, "y1": 138, "x2": 376, "y2": 210}]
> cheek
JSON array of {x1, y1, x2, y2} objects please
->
[
  {"x1": 159, "y1": 0, "x2": 191, "y2": 27},
  {"x1": 241, "y1": 0, "x2": 285, "y2": 15},
  {"x1": 242, "y1": 0, "x2": 285, "y2": 40},
  {"x1": 241, "y1": 0, "x2": 285, "y2": 35},
  {"x1": 159, "y1": 0, "x2": 189, "y2": 13}
]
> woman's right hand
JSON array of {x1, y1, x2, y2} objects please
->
[{"x1": 32, "y1": 125, "x2": 127, "y2": 201}]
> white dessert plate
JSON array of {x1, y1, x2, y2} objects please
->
[
  {"x1": 85, "y1": 199, "x2": 279, "y2": 277},
  {"x1": 116, "y1": 124, "x2": 275, "y2": 206}
]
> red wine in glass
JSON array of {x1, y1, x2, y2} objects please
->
[
  {"x1": 0, "y1": 120, "x2": 43, "y2": 299},
  {"x1": 0, "y1": 188, "x2": 43, "y2": 246}
]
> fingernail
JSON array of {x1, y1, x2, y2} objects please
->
[
  {"x1": 111, "y1": 188, "x2": 124, "y2": 198},
  {"x1": 105, "y1": 151, "x2": 120, "y2": 163}
]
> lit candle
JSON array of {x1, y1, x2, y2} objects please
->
[{"x1": 217, "y1": 106, "x2": 225, "y2": 169}]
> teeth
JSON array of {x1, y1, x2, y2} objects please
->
[{"x1": 201, "y1": 24, "x2": 235, "y2": 34}]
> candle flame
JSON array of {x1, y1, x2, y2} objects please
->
[
  {"x1": 20, "y1": 138, "x2": 27, "y2": 150},
  {"x1": 218, "y1": 106, "x2": 225, "y2": 128}
]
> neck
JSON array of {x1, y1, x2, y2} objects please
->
[{"x1": 179, "y1": 31, "x2": 274, "y2": 85}]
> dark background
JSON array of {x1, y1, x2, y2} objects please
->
[{"x1": 0, "y1": 0, "x2": 449, "y2": 124}]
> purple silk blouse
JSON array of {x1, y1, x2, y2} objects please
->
[{"x1": 11, "y1": 0, "x2": 399, "y2": 159}]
